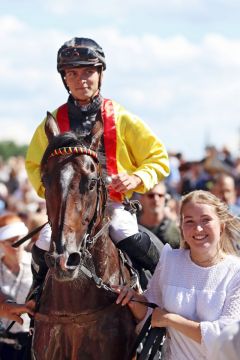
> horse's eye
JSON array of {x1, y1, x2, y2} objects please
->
[{"x1": 89, "y1": 179, "x2": 97, "y2": 190}]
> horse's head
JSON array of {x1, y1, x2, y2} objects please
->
[{"x1": 41, "y1": 112, "x2": 107, "y2": 279}]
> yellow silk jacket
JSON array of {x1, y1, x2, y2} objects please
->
[{"x1": 25, "y1": 99, "x2": 170, "y2": 201}]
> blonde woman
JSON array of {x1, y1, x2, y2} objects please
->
[{"x1": 115, "y1": 190, "x2": 240, "y2": 360}]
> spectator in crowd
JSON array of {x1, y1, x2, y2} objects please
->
[
  {"x1": 203, "y1": 145, "x2": 233, "y2": 176},
  {"x1": 219, "y1": 145, "x2": 235, "y2": 168},
  {"x1": 6, "y1": 168, "x2": 20, "y2": 195},
  {"x1": 178, "y1": 160, "x2": 211, "y2": 195},
  {"x1": 209, "y1": 173, "x2": 240, "y2": 216},
  {"x1": 165, "y1": 152, "x2": 182, "y2": 198},
  {"x1": 0, "y1": 182, "x2": 8, "y2": 215},
  {"x1": 0, "y1": 212, "x2": 32, "y2": 360},
  {"x1": 115, "y1": 190, "x2": 240, "y2": 360},
  {"x1": 138, "y1": 181, "x2": 180, "y2": 249}
]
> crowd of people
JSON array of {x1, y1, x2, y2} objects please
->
[
  {"x1": 1, "y1": 145, "x2": 240, "y2": 359},
  {"x1": 1, "y1": 144, "x2": 240, "y2": 239},
  {"x1": 0, "y1": 35, "x2": 240, "y2": 359}
]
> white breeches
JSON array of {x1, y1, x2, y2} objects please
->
[{"x1": 36, "y1": 201, "x2": 138, "y2": 251}]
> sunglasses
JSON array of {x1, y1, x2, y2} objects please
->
[{"x1": 146, "y1": 193, "x2": 165, "y2": 199}]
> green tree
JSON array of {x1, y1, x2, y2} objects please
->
[{"x1": 0, "y1": 141, "x2": 28, "y2": 160}]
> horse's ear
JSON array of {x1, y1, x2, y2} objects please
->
[{"x1": 45, "y1": 111, "x2": 60, "y2": 142}]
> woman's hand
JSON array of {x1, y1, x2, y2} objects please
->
[
  {"x1": 112, "y1": 285, "x2": 148, "y2": 322},
  {"x1": 151, "y1": 307, "x2": 169, "y2": 328},
  {"x1": 114, "y1": 285, "x2": 137, "y2": 306}
]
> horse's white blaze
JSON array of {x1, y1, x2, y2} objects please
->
[
  {"x1": 60, "y1": 164, "x2": 80, "y2": 252},
  {"x1": 65, "y1": 232, "x2": 78, "y2": 252},
  {"x1": 60, "y1": 163, "x2": 74, "y2": 200}
]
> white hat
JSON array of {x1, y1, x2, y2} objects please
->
[{"x1": 0, "y1": 222, "x2": 28, "y2": 241}]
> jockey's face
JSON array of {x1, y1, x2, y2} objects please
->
[{"x1": 64, "y1": 67, "x2": 100, "y2": 104}]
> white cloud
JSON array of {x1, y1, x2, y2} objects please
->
[
  {"x1": 42, "y1": 0, "x2": 232, "y2": 15},
  {"x1": 202, "y1": 34, "x2": 240, "y2": 67},
  {"x1": 0, "y1": 15, "x2": 26, "y2": 32}
]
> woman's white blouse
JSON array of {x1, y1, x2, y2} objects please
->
[
  {"x1": 144, "y1": 244, "x2": 240, "y2": 360},
  {"x1": 0, "y1": 250, "x2": 32, "y2": 333}
]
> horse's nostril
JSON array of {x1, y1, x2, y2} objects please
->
[{"x1": 66, "y1": 252, "x2": 81, "y2": 267}]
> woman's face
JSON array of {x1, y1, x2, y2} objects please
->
[
  {"x1": 181, "y1": 201, "x2": 223, "y2": 256},
  {"x1": 64, "y1": 67, "x2": 100, "y2": 104},
  {"x1": 0, "y1": 236, "x2": 21, "y2": 258}
]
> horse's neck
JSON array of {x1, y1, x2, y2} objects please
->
[{"x1": 40, "y1": 273, "x2": 105, "y2": 314}]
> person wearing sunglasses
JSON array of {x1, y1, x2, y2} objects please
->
[
  {"x1": 25, "y1": 37, "x2": 170, "y2": 299},
  {"x1": 138, "y1": 181, "x2": 180, "y2": 249}
]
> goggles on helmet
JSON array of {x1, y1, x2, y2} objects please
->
[
  {"x1": 58, "y1": 46, "x2": 105, "y2": 72},
  {"x1": 61, "y1": 47, "x2": 99, "y2": 61}
]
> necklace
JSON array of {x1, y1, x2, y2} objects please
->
[{"x1": 190, "y1": 250, "x2": 226, "y2": 267}]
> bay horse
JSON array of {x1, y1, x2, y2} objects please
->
[{"x1": 31, "y1": 113, "x2": 137, "y2": 360}]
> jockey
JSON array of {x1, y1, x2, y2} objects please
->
[{"x1": 25, "y1": 37, "x2": 170, "y2": 295}]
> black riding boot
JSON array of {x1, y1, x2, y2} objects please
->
[
  {"x1": 116, "y1": 231, "x2": 160, "y2": 274},
  {"x1": 27, "y1": 244, "x2": 49, "y2": 303}
]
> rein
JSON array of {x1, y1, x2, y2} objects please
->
[
  {"x1": 12, "y1": 222, "x2": 49, "y2": 248},
  {"x1": 130, "y1": 307, "x2": 166, "y2": 360}
]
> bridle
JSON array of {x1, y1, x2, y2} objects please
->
[{"x1": 47, "y1": 145, "x2": 108, "y2": 245}]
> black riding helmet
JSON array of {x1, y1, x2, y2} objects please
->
[
  {"x1": 57, "y1": 37, "x2": 106, "y2": 72},
  {"x1": 57, "y1": 37, "x2": 106, "y2": 93}
]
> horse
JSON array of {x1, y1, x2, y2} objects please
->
[{"x1": 31, "y1": 113, "x2": 137, "y2": 360}]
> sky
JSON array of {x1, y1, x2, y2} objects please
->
[{"x1": 1, "y1": 0, "x2": 240, "y2": 161}]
